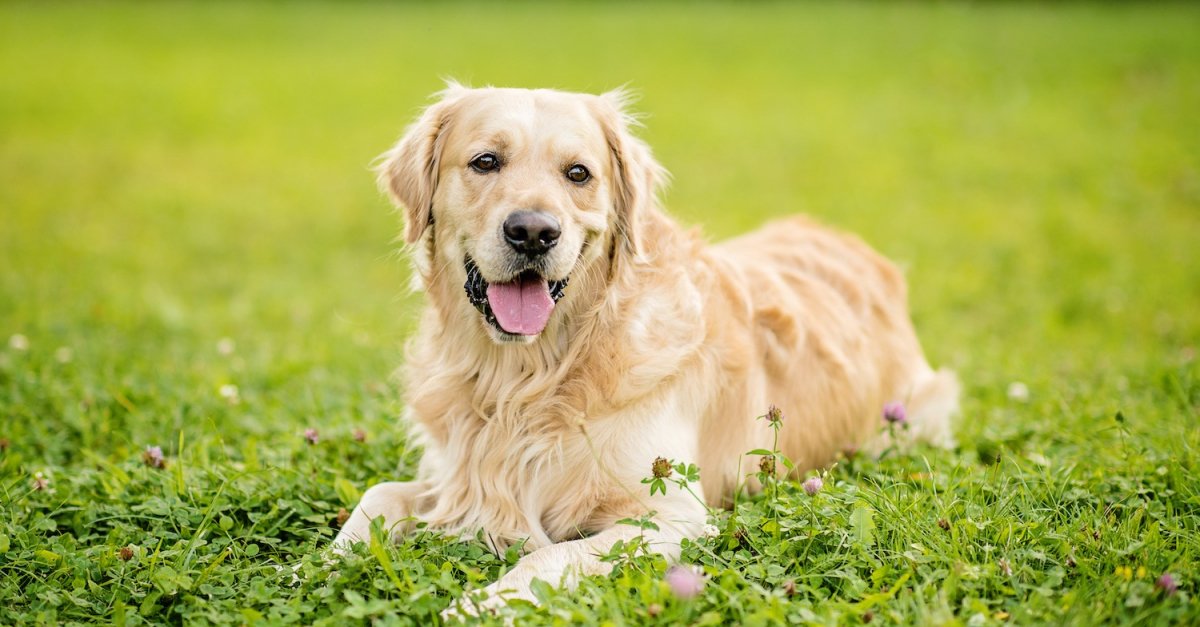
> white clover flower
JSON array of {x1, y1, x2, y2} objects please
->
[
  {"x1": 702, "y1": 524, "x2": 720, "y2": 538},
  {"x1": 219, "y1": 384, "x2": 240, "y2": 404},
  {"x1": 216, "y1": 338, "x2": 236, "y2": 356},
  {"x1": 8, "y1": 334, "x2": 29, "y2": 351},
  {"x1": 1007, "y1": 382, "x2": 1030, "y2": 402}
]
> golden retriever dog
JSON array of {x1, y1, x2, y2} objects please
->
[{"x1": 332, "y1": 83, "x2": 958, "y2": 614}]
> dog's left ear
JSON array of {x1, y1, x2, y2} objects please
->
[
  {"x1": 377, "y1": 85, "x2": 466, "y2": 244},
  {"x1": 592, "y1": 90, "x2": 667, "y2": 259}
]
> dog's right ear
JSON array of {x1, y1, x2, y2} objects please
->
[{"x1": 376, "y1": 86, "x2": 466, "y2": 244}]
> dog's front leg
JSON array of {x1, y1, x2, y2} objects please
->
[
  {"x1": 332, "y1": 480, "x2": 431, "y2": 552},
  {"x1": 447, "y1": 494, "x2": 707, "y2": 617}
]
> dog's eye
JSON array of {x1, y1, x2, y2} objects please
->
[
  {"x1": 470, "y1": 154, "x2": 499, "y2": 173},
  {"x1": 566, "y1": 164, "x2": 590, "y2": 183}
]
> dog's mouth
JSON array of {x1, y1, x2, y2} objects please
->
[{"x1": 464, "y1": 258, "x2": 569, "y2": 337}]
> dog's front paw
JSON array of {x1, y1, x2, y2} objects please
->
[
  {"x1": 439, "y1": 594, "x2": 497, "y2": 623},
  {"x1": 441, "y1": 575, "x2": 538, "y2": 622}
]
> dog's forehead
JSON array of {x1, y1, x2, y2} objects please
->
[{"x1": 449, "y1": 89, "x2": 607, "y2": 154}]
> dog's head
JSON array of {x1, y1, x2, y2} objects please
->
[{"x1": 378, "y1": 84, "x2": 664, "y2": 344}]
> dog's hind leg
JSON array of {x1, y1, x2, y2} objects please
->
[
  {"x1": 864, "y1": 367, "x2": 960, "y2": 456},
  {"x1": 904, "y1": 367, "x2": 960, "y2": 448}
]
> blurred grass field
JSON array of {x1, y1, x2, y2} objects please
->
[{"x1": 2, "y1": 2, "x2": 1200, "y2": 625}]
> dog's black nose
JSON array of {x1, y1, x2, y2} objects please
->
[{"x1": 503, "y1": 211, "x2": 561, "y2": 257}]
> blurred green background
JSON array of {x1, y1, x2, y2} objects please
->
[
  {"x1": 1, "y1": 1, "x2": 1199, "y2": 624},
  {"x1": 3, "y1": 0, "x2": 1198, "y2": 467}
]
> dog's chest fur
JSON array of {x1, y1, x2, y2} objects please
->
[
  {"x1": 412, "y1": 402, "x2": 610, "y2": 551},
  {"x1": 402, "y1": 333, "x2": 622, "y2": 550}
]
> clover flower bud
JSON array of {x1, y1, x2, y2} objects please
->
[
  {"x1": 665, "y1": 565, "x2": 705, "y2": 599},
  {"x1": 759, "y1": 455, "x2": 776, "y2": 479},
  {"x1": 1157, "y1": 573, "x2": 1178, "y2": 596},
  {"x1": 651, "y1": 456, "x2": 672, "y2": 479},
  {"x1": 883, "y1": 401, "x2": 907, "y2": 425},
  {"x1": 142, "y1": 445, "x2": 166, "y2": 469}
]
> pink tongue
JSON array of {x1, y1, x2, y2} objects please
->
[{"x1": 486, "y1": 275, "x2": 555, "y2": 335}]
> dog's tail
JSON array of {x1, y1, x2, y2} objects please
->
[{"x1": 905, "y1": 367, "x2": 960, "y2": 448}]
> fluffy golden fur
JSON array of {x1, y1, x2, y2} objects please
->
[{"x1": 332, "y1": 84, "x2": 958, "y2": 612}]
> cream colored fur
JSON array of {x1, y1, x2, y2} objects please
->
[{"x1": 331, "y1": 84, "x2": 958, "y2": 615}]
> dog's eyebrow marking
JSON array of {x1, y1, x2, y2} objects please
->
[
  {"x1": 488, "y1": 131, "x2": 512, "y2": 149},
  {"x1": 560, "y1": 156, "x2": 596, "y2": 170},
  {"x1": 463, "y1": 132, "x2": 513, "y2": 162},
  {"x1": 545, "y1": 129, "x2": 600, "y2": 157}
]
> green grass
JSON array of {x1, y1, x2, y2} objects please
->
[{"x1": 2, "y1": 1, "x2": 1199, "y2": 625}]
